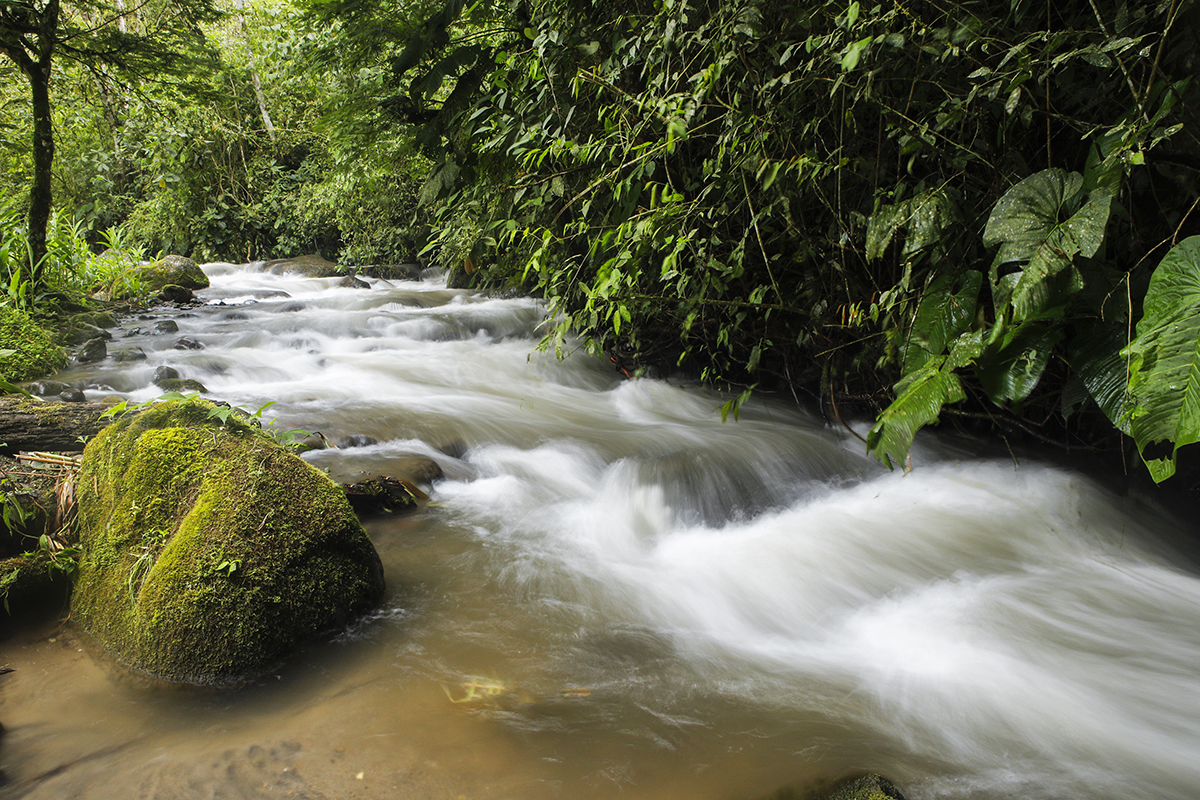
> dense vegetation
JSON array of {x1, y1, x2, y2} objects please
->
[{"x1": 2, "y1": 0, "x2": 1200, "y2": 480}]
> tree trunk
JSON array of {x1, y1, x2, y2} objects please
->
[
  {"x1": 0, "y1": 398, "x2": 110, "y2": 453},
  {"x1": 27, "y1": 64, "x2": 54, "y2": 275},
  {"x1": 22, "y1": 0, "x2": 60, "y2": 283},
  {"x1": 235, "y1": 0, "x2": 276, "y2": 141}
]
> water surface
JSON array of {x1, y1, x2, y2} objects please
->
[{"x1": 2, "y1": 263, "x2": 1198, "y2": 800}]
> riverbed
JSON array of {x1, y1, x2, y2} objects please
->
[{"x1": 2, "y1": 263, "x2": 1199, "y2": 800}]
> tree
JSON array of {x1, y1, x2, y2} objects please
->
[{"x1": 0, "y1": 0, "x2": 219, "y2": 288}]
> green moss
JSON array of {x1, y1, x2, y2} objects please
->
[
  {"x1": 0, "y1": 551, "x2": 72, "y2": 615},
  {"x1": 0, "y1": 308, "x2": 68, "y2": 381},
  {"x1": 73, "y1": 398, "x2": 384, "y2": 684}
]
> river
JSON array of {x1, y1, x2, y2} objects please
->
[{"x1": 2, "y1": 262, "x2": 1199, "y2": 800}]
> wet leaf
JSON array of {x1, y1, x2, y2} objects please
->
[{"x1": 1123, "y1": 236, "x2": 1200, "y2": 481}]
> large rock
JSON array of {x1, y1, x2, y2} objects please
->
[
  {"x1": 72, "y1": 398, "x2": 385, "y2": 684},
  {"x1": 261, "y1": 254, "x2": 340, "y2": 277},
  {"x1": 133, "y1": 255, "x2": 210, "y2": 292}
]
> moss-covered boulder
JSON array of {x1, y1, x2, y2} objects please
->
[
  {"x1": 132, "y1": 255, "x2": 210, "y2": 292},
  {"x1": 0, "y1": 309, "x2": 68, "y2": 381},
  {"x1": 72, "y1": 398, "x2": 385, "y2": 684}
]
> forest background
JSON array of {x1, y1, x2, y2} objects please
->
[{"x1": 2, "y1": 0, "x2": 1200, "y2": 480}]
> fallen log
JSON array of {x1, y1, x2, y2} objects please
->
[{"x1": 0, "y1": 397, "x2": 111, "y2": 453}]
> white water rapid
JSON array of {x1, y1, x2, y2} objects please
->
[{"x1": 2, "y1": 262, "x2": 1199, "y2": 800}]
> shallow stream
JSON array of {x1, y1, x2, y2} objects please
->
[{"x1": 2, "y1": 263, "x2": 1199, "y2": 800}]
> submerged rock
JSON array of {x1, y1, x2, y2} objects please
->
[
  {"x1": 155, "y1": 378, "x2": 208, "y2": 394},
  {"x1": 76, "y1": 337, "x2": 107, "y2": 364},
  {"x1": 30, "y1": 379, "x2": 73, "y2": 397},
  {"x1": 262, "y1": 254, "x2": 339, "y2": 277},
  {"x1": 151, "y1": 320, "x2": 179, "y2": 334},
  {"x1": 338, "y1": 275, "x2": 370, "y2": 289},
  {"x1": 133, "y1": 255, "x2": 210, "y2": 292},
  {"x1": 158, "y1": 284, "x2": 196, "y2": 304},
  {"x1": 759, "y1": 775, "x2": 907, "y2": 800},
  {"x1": 112, "y1": 348, "x2": 147, "y2": 364},
  {"x1": 73, "y1": 398, "x2": 385, "y2": 684}
]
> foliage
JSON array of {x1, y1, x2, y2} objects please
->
[
  {"x1": 1124, "y1": 236, "x2": 1200, "y2": 481},
  {"x1": 327, "y1": 0, "x2": 1197, "y2": 476},
  {"x1": 0, "y1": 0, "x2": 223, "y2": 282}
]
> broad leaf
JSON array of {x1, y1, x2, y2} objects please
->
[
  {"x1": 983, "y1": 169, "x2": 1112, "y2": 321},
  {"x1": 868, "y1": 356, "x2": 966, "y2": 470},
  {"x1": 866, "y1": 189, "x2": 959, "y2": 262},
  {"x1": 901, "y1": 271, "x2": 982, "y2": 374},
  {"x1": 1123, "y1": 236, "x2": 1200, "y2": 481},
  {"x1": 975, "y1": 322, "x2": 1062, "y2": 405},
  {"x1": 1066, "y1": 322, "x2": 1128, "y2": 427}
]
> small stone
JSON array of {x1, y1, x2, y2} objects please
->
[
  {"x1": 338, "y1": 275, "x2": 370, "y2": 289},
  {"x1": 173, "y1": 337, "x2": 205, "y2": 350},
  {"x1": 153, "y1": 366, "x2": 181, "y2": 385},
  {"x1": 394, "y1": 455, "x2": 443, "y2": 483},
  {"x1": 59, "y1": 389, "x2": 86, "y2": 403},
  {"x1": 112, "y1": 348, "x2": 148, "y2": 364},
  {"x1": 336, "y1": 435, "x2": 377, "y2": 448},
  {"x1": 155, "y1": 378, "x2": 208, "y2": 394},
  {"x1": 159, "y1": 284, "x2": 195, "y2": 304},
  {"x1": 31, "y1": 380, "x2": 72, "y2": 397},
  {"x1": 152, "y1": 320, "x2": 180, "y2": 334},
  {"x1": 76, "y1": 337, "x2": 107, "y2": 363},
  {"x1": 293, "y1": 432, "x2": 330, "y2": 452}
]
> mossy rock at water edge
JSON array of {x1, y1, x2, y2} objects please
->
[
  {"x1": 72, "y1": 398, "x2": 385, "y2": 684},
  {"x1": 132, "y1": 255, "x2": 210, "y2": 292},
  {"x1": 0, "y1": 309, "x2": 68, "y2": 381}
]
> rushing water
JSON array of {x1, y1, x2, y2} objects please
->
[{"x1": 2, "y1": 263, "x2": 1200, "y2": 800}]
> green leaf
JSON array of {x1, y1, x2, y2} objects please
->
[
  {"x1": 840, "y1": 37, "x2": 871, "y2": 71},
  {"x1": 984, "y1": 169, "x2": 1112, "y2": 321},
  {"x1": 866, "y1": 189, "x2": 960, "y2": 262},
  {"x1": 868, "y1": 356, "x2": 966, "y2": 470},
  {"x1": 901, "y1": 271, "x2": 982, "y2": 374},
  {"x1": 1066, "y1": 322, "x2": 1128, "y2": 427},
  {"x1": 1123, "y1": 236, "x2": 1200, "y2": 481},
  {"x1": 846, "y1": 1, "x2": 860, "y2": 27},
  {"x1": 975, "y1": 323, "x2": 1062, "y2": 405}
]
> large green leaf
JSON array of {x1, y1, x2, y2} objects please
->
[
  {"x1": 1066, "y1": 322, "x2": 1128, "y2": 427},
  {"x1": 868, "y1": 355, "x2": 966, "y2": 470},
  {"x1": 983, "y1": 169, "x2": 1112, "y2": 321},
  {"x1": 866, "y1": 189, "x2": 960, "y2": 262},
  {"x1": 1123, "y1": 236, "x2": 1200, "y2": 481},
  {"x1": 975, "y1": 322, "x2": 1062, "y2": 406},
  {"x1": 901, "y1": 271, "x2": 982, "y2": 374}
]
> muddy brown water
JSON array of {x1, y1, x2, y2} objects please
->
[{"x1": 2, "y1": 263, "x2": 1199, "y2": 800}]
